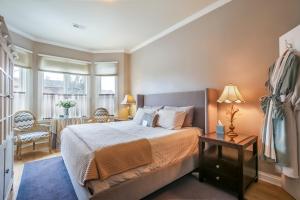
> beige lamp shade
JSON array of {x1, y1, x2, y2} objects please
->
[
  {"x1": 121, "y1": 94, "x2": 136, "y2": 105},
  {"x1": 217, "y1": 84, "x2": 245, "y2": 103}
]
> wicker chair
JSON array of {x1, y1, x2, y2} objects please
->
[
  {"x1": 13, "y1": 111, "x2": 52, "y2": 159},
  {"x1": 88, "y1": 108, "x2": 110, "y2": 123}
]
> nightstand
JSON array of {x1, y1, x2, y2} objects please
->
[{"x1": 199, "y1": 133, "x2": 258, "y2": 200}]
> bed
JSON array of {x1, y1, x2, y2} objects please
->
[{"x1": 61, "y1": 89, "x2": 218, "y2": 200}]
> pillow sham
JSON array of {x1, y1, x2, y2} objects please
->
[
  {"x1": 164, "y1": 106, "x2": 194, "y2": 127},
  {"x1": 143, "y1": 105, "x2": 163, "y2": 111},
  {"x1": 133, "y1": 108, "x2": 144, "y2": 124},
  {"x1": 133, "y1": 108, "x2": 157, "y2": 124},
  {"x1": 156, "y1": 110, "x2": 186, "y2": 130},
  {"x1": 140, "y1": 113, "x2": 158, "y2": 127}
]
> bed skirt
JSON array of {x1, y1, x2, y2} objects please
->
[{"x1": 62, "y1": 152, "x2": 198, "y2": 200}]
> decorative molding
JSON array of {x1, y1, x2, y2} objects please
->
[
  {"x1": 37, "y1": 53, "x2": 92, "y2": 64},
  {"x1": 93, "y1": 49, "x2": 126, "y2": 54},
  {"x1": 6, "y1": 0, "x2": 231, "y2": 54},
  {"x1": 94, "y1": 61, "x2": 118, "y2": 64},
  {"x1": 129, "y1": 0, "x2": 232, "y2": 53},
  {"x1": 258, "y1": 171, "x2": 281, "y2": 187},
  {"x1": 7, "y1": 24, "x2": 36, "y2": 41},
  {"x1": 15, "y1": 45, "x2": 33, "y2": 53},
  {"x1": 7, "y1": 25, "x2": 125, "y2": 54}
]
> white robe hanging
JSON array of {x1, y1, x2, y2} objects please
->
[
  {"x1": 262, "y1": 50, "x2": 300, "y2": 178},
  {"x1": 263, "y1": 50, "x2": 291, "y2": 161}
]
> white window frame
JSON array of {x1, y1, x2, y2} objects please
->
[
  {"x1": 13, "y1": 66, "x2": 31, "y2": 113},
  {"x1": 93, "y1": 61, "x2": 118, "y2": 115},
  {"x1": 94, "y1": 75, "x2": 118, "y2": 115},
  {"x1": 38, "y1": 71, "x2": 90, "y2": 119}
]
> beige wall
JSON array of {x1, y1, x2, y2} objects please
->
[
  {"x1": 130, "y1": 0, "x2": 300, "y2": 174},
  {"x1": 10, "y1": 31, "x2": 129, "y2": 117}
]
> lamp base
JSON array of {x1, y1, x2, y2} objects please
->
[
  {"x1": 227, "y1": 131, "x2": 238, "y2": 141},
  {"x1": 227, "y1": 131, "x2": 238, "y2": 137},
  {"x1": 227, "y1": 105, "x2": 239, "y2": 140}
]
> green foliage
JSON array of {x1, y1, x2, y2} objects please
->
[{"x1": 56, "y1": 100, "x2": 76, "y2": 109}]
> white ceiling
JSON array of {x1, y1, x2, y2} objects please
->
[{"x1": 0, "y1": 0, "x2": 221, "y2": 53}]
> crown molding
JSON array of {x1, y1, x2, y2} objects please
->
[
  {"x1": 129, "y1": 0, "x2": 232, "y2": 53},
  {"x1": 37, "y1": 53, "x2": 92, "y2": 64},
  {"x1": 14, "y1": 45, "x2": 33, "y2": 53},
  {"x1": 7, "y1": 0, "x2": 231, "y2": 54},
  {"x1": 92, "y1": 49, "x2": 126, "y2": 54},
  {"x1": 7, "y1": 24, "x2": 36, "y2": 41},
  {"x1": 7, "y1": 24, "x2": 125, "y2": 54}
]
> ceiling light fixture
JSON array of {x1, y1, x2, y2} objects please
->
[{"x1": 72, "y1": 23, "x2": 85, "y2": 30}]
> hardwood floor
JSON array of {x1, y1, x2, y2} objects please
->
[
  {"x1": 245, "y1": 181, "x2": 294, "y2": 200},
  {"x1": 11, "y1": 144, "x2": 294, "y2": 200}
]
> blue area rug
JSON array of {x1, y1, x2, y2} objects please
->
[
  {"x1": 17, "y1": 157, "x2": 77, "y2": 200},
  {"x1": 17, "y1": 156, "x2": 235, "y2": 200}
]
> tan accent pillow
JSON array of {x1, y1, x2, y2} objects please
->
[
  {"x1": 156, "y1": 110, "x2": 186, "y2": 130},
  {"x1": 164, "y1": 106, "x2": 194, "y2": 127}
]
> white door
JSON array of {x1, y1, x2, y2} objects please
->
[{"x1": 279, "y1": 24, "x2": 300, "y2": 200}]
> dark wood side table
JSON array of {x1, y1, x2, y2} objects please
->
[{"x1": 199, "y1": 133, "x2": 258, "y2": 200}]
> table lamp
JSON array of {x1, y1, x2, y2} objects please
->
[
  {"x1": 121, "y1": 94, "x2": 136, "y2": 119},
  {"x1": 217, "y1": 84, "x2": 245, "y2": 138}
]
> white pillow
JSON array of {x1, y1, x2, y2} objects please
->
[
  {"x1": 133, "y1": 108, "x2": 157, "y2": 124},
  {"x1": 133, "y1": 108, "x2": 144, "y2": 124},
  {"x1": 156, "y1": 110, "x2": 186, "y2": 130},
  {"x1": 164, "y1": 106, "x2": 194, "y2": 127},
  {"x1": 143, "y1": 105, "x2": 163, "y2": 111}
]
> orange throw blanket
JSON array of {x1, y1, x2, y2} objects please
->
[{"x1": 92, "y1": 139, "x2": 152, "y2": 180}]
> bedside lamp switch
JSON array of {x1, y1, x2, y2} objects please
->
[
  {"x1": 216, "y1": 176, "x2": 220, "y2": 181},
  {"x1": 216, "y1": 164, "x2": 220, "y2": 169}
]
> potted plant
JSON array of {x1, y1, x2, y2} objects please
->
[{"x1": 56, "y1": 100, "x2": 76, "y2": 118}]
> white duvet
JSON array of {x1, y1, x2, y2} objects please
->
[{"x1": 61, "y1": 121, "x2": 201, "y2": 194}]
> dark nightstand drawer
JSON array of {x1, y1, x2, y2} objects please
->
[
  {"x1": 203, "y1": 158, "x2": 238, "y2": 176},
  {"x1": 202, "y1": 169, "x2": 238, "y2": 191},
  {"x1": 203, "y1": 146, "x2": 239, "y2": 176}
]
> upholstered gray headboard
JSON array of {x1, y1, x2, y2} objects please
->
[{"x1": 137, "y1": 88, "x2": 218, "y2": 134}]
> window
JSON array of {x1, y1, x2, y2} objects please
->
[
  {"x1": 13, "y1": 47, "x2": 32, "y2": 113},
  {"x1": 38, "y1": 55, "x2": 90, "y2": 119},
  {"x1": 94, "y1": 62, "x2": 118, "y2": 114},
  {"x1": 95, "y1": 76, "x2": 116, "y2": 114},
  {"x1": 40, "y1": 72, "x2": 89, "y2": 119},
  {"x1": 13, "y1": 67, "x2": 29, "y2": 112}
]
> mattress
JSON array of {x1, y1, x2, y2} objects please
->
[{"x1": 61, "y1": 121, "x2": 201, "y2": 195}]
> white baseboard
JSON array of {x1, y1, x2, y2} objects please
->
[{"x1": 258, "y1": 171, "x2": 281, "y2": 187}]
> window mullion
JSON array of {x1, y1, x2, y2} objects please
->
[{"x1": 64, "y1": 73, "x2": 69, "y2": 95}]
